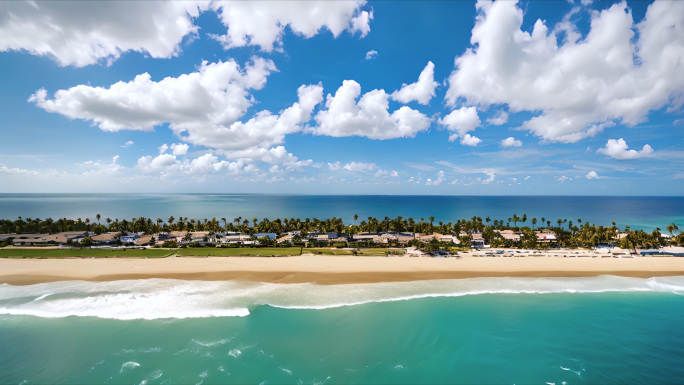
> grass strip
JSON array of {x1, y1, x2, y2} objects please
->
[{"x1": 0, "y1": 248, "x2": 173, "y2": 258}]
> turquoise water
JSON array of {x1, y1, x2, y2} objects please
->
[
  {"x1": 1, "y1": 194, "x2": 683, "y2": 231},
  {"x1": 2, "y1": 277, "x2": 684, "y2": 384}
]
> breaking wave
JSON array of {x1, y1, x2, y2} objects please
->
[{"x1": 0, "y1": 276, "x2": 682, "y2": 320}]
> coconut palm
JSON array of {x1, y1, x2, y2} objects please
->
[{"x1": 667, "y1": 223, "x2": 679, "y2": 237}]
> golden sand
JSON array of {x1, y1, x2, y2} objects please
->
[{"x1": 1, "y1": 252, "x2": 683, "y2": 285}]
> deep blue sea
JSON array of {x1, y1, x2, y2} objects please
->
[
  {"x1": 1, "y1": 277, "x2": 684, "y2": 384},
  {"x1": 1, "y1": 194, "x2": 683, "y2": 231}
]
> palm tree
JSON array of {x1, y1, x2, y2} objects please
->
[
  {"x1": 532, "y1": 218, "x2": 537, "y2": 230},
  {"x1": 354, "y1": 214, "x2": 358, "y2": 226},
  {"x1": 96, "y1": 214, "x2": 101, "y2": 225},
  {"x1": 509, "y1": 214, "x2": 521, "y2": 228},
  {"x1": 667, "y1": 223, "x2": 679, "y2": 237}
]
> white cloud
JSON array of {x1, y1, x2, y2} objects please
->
[
  {"x1": 426, "y1": 170, "x2": 446, "y2": 186},
  {"x1": 374, "y1": 169, "x2": 399, "y2": 178},
  {"x1": 30, "y1": 58, "x2": 274, "y2": 132},
  {"x1": 391, "y1": 61, "x2": 439, "y2": 105},
  {"x1": 30, "y1": 58, "x2": 325, "y2": 158},
  {"x1": 343, "y1": 161, "x2": 377, "y2": 172},
  {"x1": 500, "y1": 137, "x2": 522, "y2": 148},
  {"x1": 136, "y1": 152, "x2": 256, "y2": 176},
  {"x1": 487, "y1": 110, "x2": 509, "y2": 125},
  {"x1": 586, "y1": 170, "x2": 600, "y2": 179},
  {"x1": 460, "y1": 134, "x2": 482, "y2": 146},
  {"x1": 555, "y1": 175, "x2": 571, "y2": 183},
  {"x1": 209, "y1": 1, "x2": 371, "y2": 52},
  {"x1": 121, "y1": 140, "x2": 134, "y2": 148},
  {"x1": 481, "y1": 172, "x2": 496, "y2": 184},
  {"x1": 328, "y1": 161, "x2": 341, "y2": 171},
  {"x1": 225, "y1": 146, "x2": 312, "y2": 172},
  {"x1": 158, "y1": 144, "x2": 169, "y2": 154},
  {"x1": 171, "y1": 143, "x2": 189, "y2": 156},
  {"x1": 439, "y1": 106, "x2": 481, "y2": 141},
  {"x1": 137, "y1": 153, "x2": 181, "y2": 174},
  {"x1": 313, "y1": 80, "x2": 430, "y2": 139},
  {"x1": 1, "y1": 1, "x2": 372, "y2": 67},
  {"x1": 0, "y1": 164, "x2": 40, "y2": 177},
  {"x1": 365, "y1": 50, "x2": 378, "y2": 60},
  {"x1": 597, "y1": 138, "x2": 654, "y2": 160},
  {"x1": 0, "y1": 1, "x2": 203, "y2": 67},
  {"x1": 112, "y1": 155, "x2": 119, "y2": 163},
  {"x1": 445, "y1": 1, "x2": 684, "y2": 143}
]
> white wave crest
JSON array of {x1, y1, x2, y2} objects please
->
[{"x1": 0, "y1": 276, "x2": 682, "y2": 320}]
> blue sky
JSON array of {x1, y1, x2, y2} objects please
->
[{"x1": 0, "y1": 0, "x2": 683, "y2": 195}]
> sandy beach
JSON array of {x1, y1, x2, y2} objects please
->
[{"x1": 1, "y1": 251, "x2": 684, "y2": 285}]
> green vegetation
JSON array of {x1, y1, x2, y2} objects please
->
[
  {"x1": 0, "y1": 248, "x2": 173, "y2": 259},
  {"x1": 306, "y1": 248, "x2": 405, "y2": 256},
  {"x1": 175, "y1": 247, "x2": 405, "y2": 257},
  {"x1": 176, "y1": 247, "x2": 302, "y2": 257},
  {"x1": 1, "y1": 213, "x2": 682, "y2": 251}
]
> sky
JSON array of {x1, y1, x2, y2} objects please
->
[{"x1": 0, "y1": 0, "x2": 683, "y2": 195}]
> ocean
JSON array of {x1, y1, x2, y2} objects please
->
[
  {"x1": 1, "y1": 194, "x2": 683, "y2": 232},
  {"x1": 1, "y1": 277, "x2": 684, "y2": 384}
]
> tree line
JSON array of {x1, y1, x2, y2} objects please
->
[{"x1": 1, "y1": 214, "x2": 681, "y2": 248}]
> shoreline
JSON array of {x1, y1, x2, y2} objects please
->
[{"x1": 2, "y1": 253, "x2": 684, "y2": 285}]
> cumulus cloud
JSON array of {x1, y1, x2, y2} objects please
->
[
  {"x1": 29, "y1": 58, "x2": 274, "y2": 132},
  {"x1": 312, "y1": 80, "x2": 430, "y2": 139},
  {"x1": 391, "y1": 61, "x2": 439, "y2": 105},
  {"x1": 210, "y1": 1, "x2": 371, "y2": 52},
  {"x1": 555, "y1": 175, "x2": 571, "y2": 183},
  {"x1": 0, "y1": 1, "x2": 372, "y2": 67},
  {"x1": 439, "y1": 106, "x2": 481, "y2": 142},
  {"x1": 586, "y1": 170, "x2": 600, "y2": 179},
  {"x1": 342, "y1": 161, "x2": 377, "y2": 172},
  {"x1": 365, "y1": 50, "x2": 378, "y2": 60},
  {"x1": 137, "y1": 153, "x2": 181, "y2": 174},
  {"x1": 460, "y1": 134, "x2": 482, "y2": 146},
  {"x1": 121, "y1": 140, "x2": 134, "y2": 148},
  {"x1": 171, "y1": 143, "x2": 189, "y2": 156},
  {"x1": 136, "y1": 152, "x2": 255, "y2": 176},
  {"x1": 445, "y1": 1, "x2": 684, "y2": 143},
  {"x1": 0, "y1": 1, "x2": 203, "y2": 67},
  {"x1": 30, "y1": 58, "x2": 325, "y2": 157},
  {"x1": 597, "y1": 138, "x2": 653, "y2": 160},
  {"x1": 158, "y1": 144, "x2": 169, "y2": 154},
  {"x1": 500, "y1": 137, "x2": 522, "y2": 148}
]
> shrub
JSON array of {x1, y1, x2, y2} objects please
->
[{"x1": 161, "y1": 240, "x2": 178, "y2": 248}]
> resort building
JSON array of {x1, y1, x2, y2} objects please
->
[{"x1": 91, "y1": 232, "x2": 120, "y2": 244}]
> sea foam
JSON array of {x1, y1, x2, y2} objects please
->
[{"x1": 0, "y1": 276, "x2": 682, "y2": 320}]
